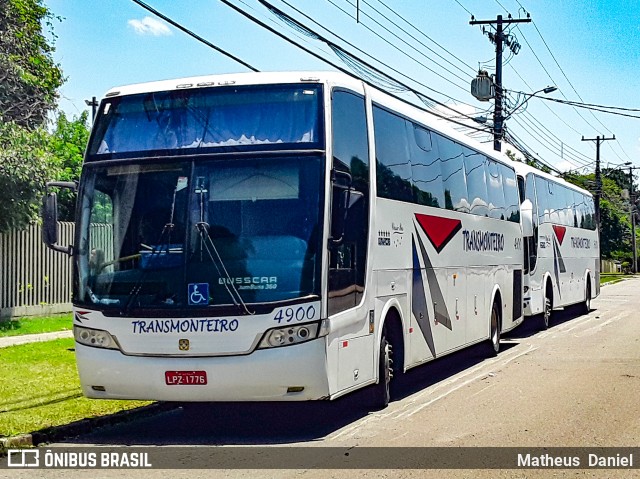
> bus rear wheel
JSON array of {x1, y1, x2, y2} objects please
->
[
  {"x1": 369, "y1": 331, "x2": 392, "y2": 410},
  {"x1": 542, "y1": 288, "x2": 553, "y2": 330},
  {"x1": 580, "y1": 281, "x2": 591, "y2": 315},
  {"x1": 487, "y1": 301, "x2": 501, "y2": 356}
]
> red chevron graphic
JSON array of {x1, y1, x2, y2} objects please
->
[
  {"x1": 415, "y1": 213, "x2": 462, "y2": 253},
  {"x1": 552, "y1": 225, "x2": 567, "y2": 245}
]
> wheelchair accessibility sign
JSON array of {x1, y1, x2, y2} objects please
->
[{"x1": 188, "y1": 283, "x2": 209, "y2": 305}]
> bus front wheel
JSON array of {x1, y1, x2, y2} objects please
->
[
  {"x1": 369, "y1": 330, "x2": 392, "y2": 410},
  {"x1": 542, "y1": 286, "x2": 553, "y2": 330}
]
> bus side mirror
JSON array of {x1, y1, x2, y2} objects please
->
[
  {"x1": 521, "y1": 199, "x2": 534, "y2": 237},
  {"x1": 42, "y1": 181, "x2": 77, "y2": 255}
]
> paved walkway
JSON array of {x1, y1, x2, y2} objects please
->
[{"x1": 0, "y1": 330, "x2": 74, "y2": 348}]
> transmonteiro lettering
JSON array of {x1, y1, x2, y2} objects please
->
[
  {"x1": 132, "y1": 318, "x2": 239, "y2": 334},
  {"x1": 462, "y1": 229, "x2": 505, "y2": 252},
  {"x1": 571, "y1": 237, "x2": 591, "y2": 249}
]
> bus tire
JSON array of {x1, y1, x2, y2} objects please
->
[
  {"x1": 580, "y1": 280, "x2": 591, "y2": 315},
  {"x1": 542, "y1": 283, "x2": 553, "y2": 330},
  {"x1": 487, "y1": 300, "x2": 501, "y2": 357},
  {"x1": 369, "y1": 329, "x2": 392, "y2": 410}
]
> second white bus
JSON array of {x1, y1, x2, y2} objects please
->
[{"x1": 514, "y1": 162, "x2": 599, "y2": 329}]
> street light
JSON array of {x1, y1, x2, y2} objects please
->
[
  {"x1": 502, "y1": 86, "x2": 557, "y2": 121},
  {"x1": 85, "y1": 97, "x2": 98, "y2": 123}
]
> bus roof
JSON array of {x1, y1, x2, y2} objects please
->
[
  {"x1": 511, "y1": 161, "x2": 593, "y2": 197},
  {"x1": 103, "y1": 70, "x2": 365, "y2": 98},
  {"x1": 102, "y1": 69, "x2": 517, "y2": 172}
]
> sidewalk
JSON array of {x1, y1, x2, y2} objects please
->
[{"x1": 0, "y1": 330, "x2": 73, "y2": 349}]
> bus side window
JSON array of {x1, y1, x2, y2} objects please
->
[
  {"x1": 373, "y1": 105, "x2": 412, "y2": 202},
  {"x1": 329, "y1": 90, "x2": 370, "y2": 315},
  {"x1": 487, "y1": 159, "x2": 505, "y2": 220},
  {"x1": 437, "y1": 134, "x2": 468, "y2": 213},
  {"x1": 535, "y1": 176, "x2": 550, "y2": 224},
  {"x1": 572, "y1": 190, "x2": 583, "y2": 228},
  {"x1": 500, "y1": 164, "x2": 520, "y2": 223},
  {"x1": 525, "y1": 173, "x2": 539, "y2": 272},
  {"x1": 411, "y1": 124, "x2": 445, "y2": 208},
  {"x1": 464, "y1": 148, "x2": 489, "y2": 217}
]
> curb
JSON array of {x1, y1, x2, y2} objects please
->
[{"x1": 0, "y1": 402, "x2": 178, "y2": 452}]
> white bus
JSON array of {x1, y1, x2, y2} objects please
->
[
  {"x1": 44, "y1": 71, "x2": 525, "y2": 408},
  {"x1": 513, "y1": 162, "x2": 599, "y2": 329}
]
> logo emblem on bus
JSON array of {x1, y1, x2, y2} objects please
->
[
  {"x1": 414, "y1": 213, "x2": 462, "y2": 253},
  {"x1": 179, "y1": 339, "x2": 190, "y2": 351}
]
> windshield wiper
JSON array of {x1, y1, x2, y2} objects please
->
[{"x1": 195, "y1": 221, "x2": 254, "y2": 316}]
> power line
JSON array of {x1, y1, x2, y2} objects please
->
[
  {"x1": 220, "y1": 0, "x2": 492, "y2": 133},
  {"x1": 532, "y1": 95, "x2": 640, "y2": 120},
  {"x1": 269, "y1": 0, "x2": 477, "y2": 107},
  {"x1": 130, "y1": 0, "x2": 258, "y2": 72},
  {"x1": 323, "y1": 0, "x2": 473, "y2": 89},
  {"x1": 362, "y1": 0, "x2": 477, "y2": 75}
]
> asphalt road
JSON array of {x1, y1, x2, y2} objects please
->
[{"x1": 4, "y1": 278, "x2": 640, "y2": 478}]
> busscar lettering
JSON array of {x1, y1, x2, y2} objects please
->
[
  {"x1": 219, "y1": 276, "x2": 278, "y2": 291},
  {"x1": 132, "y1": 318, "x2": 239, "y2": 334},
  {"x1": 462, "y1": 230, "x2": 505, "y2": 252}
]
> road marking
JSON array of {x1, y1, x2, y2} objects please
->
[{"x1": 329, "y1": 343, "x2": 540, "y2": 441}]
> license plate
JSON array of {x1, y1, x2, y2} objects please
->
[{"x1": 165, "y1": 371, "x2": 207, "y2": 385}]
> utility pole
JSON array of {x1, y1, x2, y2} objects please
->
[
  {"x1": 629, "y1": 166, "x2": 638, "y2": 273},
  {"x1": 581, "y1": 135, "x2": 615, "y2": 228},
  {"x1": 470, "y1": 14, "x2": 531, "y2": 152}
]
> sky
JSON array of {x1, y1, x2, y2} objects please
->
[{"x1": 45, "y1": 0, "x2": 640, "y2": 176}]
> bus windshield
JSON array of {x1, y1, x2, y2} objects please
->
[
  {"x1": 76, "y1": 156, "x2": 324, "y2": 313},
  {"x1": 86, "y1": 84, "x2": 323, "y2": 159}
]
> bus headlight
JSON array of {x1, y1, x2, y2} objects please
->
[
  {"x1": 258, "y1": 322, "x2": 322, "y2": 349},
  {"x1": 74, "y1": 325, "x2": 119, "y2": 350}
]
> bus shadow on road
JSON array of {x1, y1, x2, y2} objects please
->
[
  {"x1": 67, "y1": 341, "x2": 521, "y2": 446},
  {"x1": 504, "y1": 306, "x2": 596, "y2": 341}
]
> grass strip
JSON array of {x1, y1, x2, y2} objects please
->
[
  {"x1": 0, "y1": 338, "x2": 151, "y2": 438},
  {"x1": 0, "y1": 314, "x2": 72, "y2": 338}
]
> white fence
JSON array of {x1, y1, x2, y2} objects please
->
[{"x1": 0, "y1": 222, "x2": 74, "y2": 318}]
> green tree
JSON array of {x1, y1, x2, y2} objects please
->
[
  {"x1": 48, "y1": 111, "x2": 90, "y2": 220},
  {"x1": 0, "y1": 0, "x2": 64, "y2": 128},
  {"x1": 0, "y1": 122, "x2": 52, "y2": 231},
  {"x1": 0, "y1": 0, "x2": 65, "y2": 232}
]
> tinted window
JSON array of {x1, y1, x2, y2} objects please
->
[
  {"x1": 88, "y1": 84, "x2": 323, "y2": 159},
  {"x1": 438, "y1": 134, "x2": 468, "y2": 212},
  {"x1": 524, "y1": 173, "x2": 539, "y2": 272},
  {"x1": 584, "y1": 194, "x2": 596, "y2": 230},
  {"x1": 547, "y1": 181, "x2": 563, "y2": 224},
  {"x1": 464, "y1": 148, "x2": 489, "y2": 216},
  {"x1": 487, "y1": 159, "x2": 505, "y2": 219},
  {"x1": 410, "y1": 124, "x2": 445, "y2": 207},
  {"x1": 534, "y1": 176, "x2": 550, "y2": 223},
  {"x1": 501, "y1": 163, "x2": 520, "y2": 222},
  {"x1": 572, "y1": 190, "x2": 583, "y2": 228},
  {"x1": 330, "y1": 90, "x2": 370, "y2": 315},
  {"x1": 373, "y1": 106, "x2": 412, "y2": 202}
]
